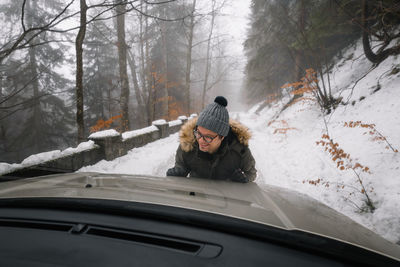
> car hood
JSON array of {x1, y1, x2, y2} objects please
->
[{"x1": 0, "y1": 172, "x2": 399, "y2": 261}]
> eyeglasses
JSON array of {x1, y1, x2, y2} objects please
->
[{"x1": 193, "y1": 129, "x2": 219, "y2": 144}]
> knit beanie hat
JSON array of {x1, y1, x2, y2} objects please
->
[{"x1": 196, "y1": 96, "x2": 230, "y2": 137}]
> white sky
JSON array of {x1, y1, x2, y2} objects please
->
[
  {"x1": 219, "y1": 0, "x2": 251, "y2": 56},
  {"x1": 210, "y1": 0, "x2": 251, "y2": 111}
]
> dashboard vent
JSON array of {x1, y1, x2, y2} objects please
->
[
  {"x1": 0, "y1": 219, "x2": 72, "y2": 232},
  {"x1": 0, "y1": 218, "x2": 221, "y2": 258},
  {"x1": 87, "y1": 227, "x2": 202, "y2": 253}
]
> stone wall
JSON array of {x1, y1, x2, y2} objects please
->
[{"x1": 2, "y1": 116, "x2": 192, "y2": 178}]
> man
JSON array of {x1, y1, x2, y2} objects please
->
[{"x1": 166, "y1": 96, "x2": 257, "y2": 183}]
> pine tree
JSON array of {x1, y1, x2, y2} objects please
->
[
  {"x1": 83, "y1": 20, "x2": 120, "y2": 131},
  {"x1": 148, "y1": 1, "x2": 187, "y2": 120},
  {"x1": 0, "y1": 0, "x2": 74, "y2": 163},
  {"x1": 243, "y1": 0, "x2": 360, "y2": 105}
]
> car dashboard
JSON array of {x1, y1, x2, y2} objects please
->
[{"x1": 0, "y1": 197, "x2": 397, "y2": 267}]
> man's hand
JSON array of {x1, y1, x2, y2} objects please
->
[
  {"x1": 166, "y1": 166, "x2": 188, "y2": 177},
  {"x1": 231, "y1": 169, "x2": 249, "y2": 183}
]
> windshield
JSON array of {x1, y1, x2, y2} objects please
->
[{"x1": 0, "y1": 0, "x2": 399, "y2": 250}]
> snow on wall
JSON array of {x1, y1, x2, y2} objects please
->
[
  {"x1": 152, "y1": 119, "x2": 167, "y2": 126},
  {"x1": 1, "y1": 116, "x2": 189, "y2": 176},
  {"x1": 122, "y1": 125, "x2": 159, "y2": 140},
  {"x1": 0, "y1": 141, "x2": 97, "y2": 176},
  {"x1": 168, "y1": 120, "x2": 182, "y2": 127},
  {"x1": 88, "y1": 129, "x2": 120, "y2": 139},
  {"x1": 178, "y1": 115, "x2": 188, "y2": 120}
]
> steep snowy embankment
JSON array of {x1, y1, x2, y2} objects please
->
[
  {"x1": 80, "y1": 40, "x2": 400, "y2": 244},
  {"x1": 239, "y1": 40, "x2": 400, "y2": 243}
]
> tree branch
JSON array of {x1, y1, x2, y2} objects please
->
[{"x1": 21, "y1": 0, "x2": 27, "y2": 32}]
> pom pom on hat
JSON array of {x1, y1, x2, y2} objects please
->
[{"x1": 214, "y1": 96, "x2": 228, "y2": 107}]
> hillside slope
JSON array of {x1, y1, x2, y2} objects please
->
[{"x1": 240, "y1": 39, "x2": 400, "y2": 243}]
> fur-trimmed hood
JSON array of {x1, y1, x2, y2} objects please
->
[{"x1": 179, "y1": 117, "x2": 251, "y2": 152}]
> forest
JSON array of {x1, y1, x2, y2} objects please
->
[
  {"x1": 0, "y1": 0, "x2": 239, "y2": 163},
  {"x1": 1, "y1": 0, "x2": 399, "y2": 163},
  {"x1": 244, "y1": 0, "x2": 400, "y2": 110}
]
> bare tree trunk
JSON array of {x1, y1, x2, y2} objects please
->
[
  {"x1": 294, "y1": 0, "x2": 305, "y2": 82},
  {"x1": 95, "y1": 54, "x2": 106, "y2": 119},
  {"x1": 361, "y1": 0, "x2": 400, "y2": 64},
  {"x1": 294, "y1": 51, "x2": 303, "y2": 81},
  {"x1": 145, "y1": 3, "x2": 154, "y2": 124},
  {"x1": 158, "y1": 7, "x2": 169, "y2": 119},
  {"x1": 184, "y1": 0, "x2": 196, "y2": 114},
  {"x1": 317, "y1": 67, "x2": 328, "y2": 104},
  {"x1": 127, "y1": 50, "x2": 147, "y2": 126},
  {"x1": 107, "y1": 87, "x2": 112, "y2": 118},
  {"x1": 201, "y1": 0, "x2": 216, "y2": 109},
  {"x1": 0, "y1": 78, "x2": 3, "y2": 148},
  {"x1": 115, "y1": 0, "x2": 130, "y2": 131},
  {"x1": 139, "y1": 0, "x2": 147, "y2": 96},
  {"x1": 161, "y1": 31, "x2": 169, "y2": 119},
  {"x1": 362, "y1": 0, "x2": 380, "y2": 64},
  {"x1": 75, "y1": 0, "x2": 87, "y2": 142},
  {"x1": 138, "y1": 1, "x2": 150, "y2": 124},
  {"x1": 28, "y1": 47, "x2": 40, "y2": 151},
  {"x1": 27, "y1": 0, "x2": 40, "y2": 151}
]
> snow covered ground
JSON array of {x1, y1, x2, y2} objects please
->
[{"x1": 80, "y1": 40, "x2": 400, "y2": 244}]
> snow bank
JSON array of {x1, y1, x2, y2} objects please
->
[
  {"x1": 60, "y1": 141, "x2": 96, "y2": 156},
  {"x1": 0, "y1": 163, "x2": 14, "y2": 175},
  {"x1": 21, "y1": 150, "x2": 62, "y2": 166}
]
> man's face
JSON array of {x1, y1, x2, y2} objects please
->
[{"x1": 195, "y1": 126, "x2": 224, "y2": 154}]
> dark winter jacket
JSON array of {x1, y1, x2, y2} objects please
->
[{"x1": 167, "y1": 118, "x2": 257, "y2": 182}]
